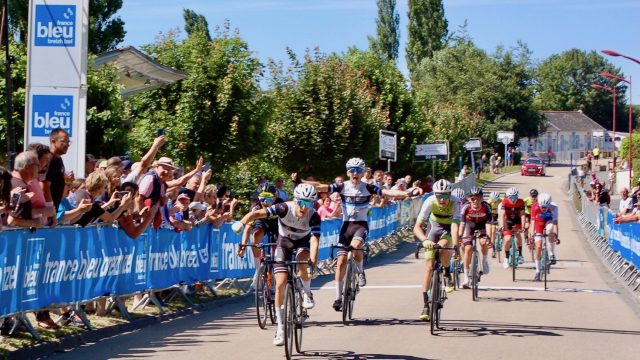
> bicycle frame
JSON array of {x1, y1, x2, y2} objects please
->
[
  {"x1": 330, "y1": 245, "x2": 368, "y2": 324},
  {"x1": 281, "y1": 259, "x2": 311, "y2": 360},
  {"x1": 244, "y1": 242, "x2": 277, "y2": 329}
]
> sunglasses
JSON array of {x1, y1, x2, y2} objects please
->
[
  {"x1": 259, "y1": 197, "x2": 274, "y2": 204},
  {"x1": 508, "y1": 195, "x2": 518, "y2": 201},
  {"x1": 297, "y1": 199, "x2": 313, "y2": 208},
  {"x1": 541, "y1": 206, "x2": 550, "y2": 211},
  {"x1": 436, "y1": 194, "x2": 450, "y2": 200},
  {"x1": 469, "y1": 196, "x2": 479, "y2": 201},
  {"x1": 347, "y1": 167, "x2": 364, "y2": 174}
]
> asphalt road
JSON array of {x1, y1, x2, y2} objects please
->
[{"x1": 49, "y1": 165, "x2": 640, "y2": 360}]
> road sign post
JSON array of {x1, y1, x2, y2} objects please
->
[
  {"x1": 379, "y1": 130, "x2": 397, "y2": 172},
  {"x1": 464, "y1": 138, "x2": 482, "y2": 174},
  {"x1": 497, "y1": 131, "x2": 514, "y2": 172}
]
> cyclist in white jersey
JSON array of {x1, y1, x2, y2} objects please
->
[
  {"x1": 303, "y1": 158, "x2": 408, "y2": 312},
  {"x1": 232, "y1": 184, "x2": 321, "y2": 346}
]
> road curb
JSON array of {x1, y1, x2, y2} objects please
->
[{"x1": 7, "y1": 293, "x2": 252, "y2": 360}]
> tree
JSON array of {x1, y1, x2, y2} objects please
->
[
  {"x1": 126, "y1": 22, "x2": 269, "y2": 170},
  {"x1": 8, "y1": 0, "x2": 125, "y2": 53},
  {"x1": 412, "y1": 38, "x2": 543, "y2": 152},
  {"x1": 534, "y1": 49, "x2": 630, "y2": 132},
  {"x1": 368, "y1": 0, "x2": 400, "y2": 61},
  {"x1": 406, "y1": 0, "x2": 448, "y2": 76},
  {"x1": 183, "y1": 8, "x2": 211, "y2": 41},
  {"x1": 265, "y1": 49, "x2": 389, "y2": 178}
]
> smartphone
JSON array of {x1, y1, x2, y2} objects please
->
[
  {"x1": 157, "y1": 128, "x2": 164, "y2": 137},
  {"x1": 203, "y1": 161, "x2": 211, "y2": 172},
  {"x1": 11, "y1": 193, "x2": 21, "y2": 208},
  {"x1": 116, "y1": 191, "x2": 129, "y2": 199}
]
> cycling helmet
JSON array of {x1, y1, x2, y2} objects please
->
[
  {"x1": 293, "y1": 183, "x2": 317, "y2": 201},
  {"x1": 538, "y1": 193, "x2": 552, "y2": 207},
  {"x1": 506, "y1": 187, "x2": 519, "y2": 197},
  {"x1": 529, "y1": 188, "x2": 538, "y2": 197},
  {"x1": 345, "y1": 157, "x2": 366, "y2": 171},
  {"x1": 433, "y1": 179, "x2": 452, "y2": 193},
  {"x1": 468, "y1": 186, "x2": 483, "y2": 197},
  {"x1": 258, "y1": 182, "x2": 277, "y2": 196},
  {"x1": 452, "y1": 188, "x2": 465, "y2": 199},
  {"x1": 490, "y1": 191, "x2": 500, "y2": 201}
]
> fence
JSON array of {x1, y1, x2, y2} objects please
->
[
  {"x1": 0, "y1": 197, "x2": 425, "y2": 323},
  {"x1": 569, "y1": 175, "x2": 640, "y2": 295}
]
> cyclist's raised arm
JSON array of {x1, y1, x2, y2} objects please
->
[
  {"x1": 381, "y1": 188, "x2": 408, "y2": 199},
  {"x1": 238, "y1": 208, "x2": 269, "y2": 226}
]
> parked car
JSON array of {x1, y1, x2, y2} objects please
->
[{"x1": 521, "y1": 157, "x2": 545, "y2": 176}]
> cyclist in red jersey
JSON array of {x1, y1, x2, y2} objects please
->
[
  {"x1": 459, "y1": 187, "x2": 493, "y2": 288},
  {"x1": 499, "y1": 187, "x2": 526, "y2": 268},
  {"x1": 529, "y1": 193, "x2": 560, "y2": 280}
]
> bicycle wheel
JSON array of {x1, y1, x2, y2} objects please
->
[
  {"x1": 429, "y1": 270, "x2": 441, "y2": 335},
  {"x1": 451, "y1": 260, "x2": 461, "y2": 290},
  {"x1": 342, "y1": 262, "x2": 353, "y2": 325},
  {"x1": 471, "y1": 251, "x2": 479, "y2": 301},
  {"x1": 511, "y1": 239, "x2": 517, "y2": 282},
  {"x1": 495, "y1": 233, "x2": 502, "y2": 262},
  {"x1": 294, "y1": 285, "x2": 304, "y2": 353},
  {"x1": 267, "y1": 265, "x2": 277, "y2": 325},
  {"x1": 283, "y1": 283, "x2": 295, "y2": 360},
  {"x1": 255, "y1": 264, "x2": 268, "y2": 329},
  {"x1": 348, "y1": 265, "x2": 358, "y2": 320},
  {"x1": 543, "y1": 242, "x2": 549, "y2": 291}
]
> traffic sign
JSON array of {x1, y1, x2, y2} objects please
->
[
  {"x1": 497, "y1": 131, "x2": 514, "y2": 144},
  {"x1": 379, "y1": 130, "x2": 397, "y2": 161},
  {"x1": 415, "y1": 141, "x2": 449, "y2": 161},
  {"x1": 464, "y1": 138, "x2": 482, "y2": 151}
]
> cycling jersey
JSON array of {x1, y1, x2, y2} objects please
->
[
  {"x1": 488, "y1": 198, "x2": 502, "y2": 215},
  {"x1": 417, "y1": 194, "x2": 462, "y2": 226},
  {"x1": 460, "y1": 201, "x2": 492, "y2": 243},
  {"x1": 266, "y1": 202, "x2": 321, "y2": 240},
  {"x1": 530, "y1": 201, "x2": 558, "y2": 235},
  {"x1": 523, "y1": 196, "x2": 536, "y2": 215},
  {"x1": 499, "y1": 197, "x2": 525, "y2": 219},
  {"x1": 328, "y1": 181, "x2": 382, "y2": 222}
]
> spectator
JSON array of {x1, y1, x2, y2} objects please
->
[
  {"x1": 608, "y1": 168, "x2": 616, "y2": 195},
  {"x1": 423, "y1": 176, "x2": 434, "y2": 194},
  {"x1": 404, "y1": 175, "x2": 412, "y2": 185},
  {"x1": 100, "y1": 165, "x2": 123, "y2": 202},
  {"x1": 457, "y1": 165, "x2": 470, "y2": 182},
  {"x1": 334, "y1": 175, "x2": 344, "y2": 186},
  {"x1": 43, "y1": 129, "x2": 70, "y2": 212},
  {"x1": 275, "y1": 177, "x2": 289, "y2": 201},
  {"x1": 189, "y1": 201, "x2": 209, "y2": 224},
  {"x1": 107, "y1": 156, "x2": 123, "y2": 170},
  {"x1": 631, "y1": 179, "x2": 640, "y2": 205},
  {"x1": 489, "y1": 152, "x2": 497, "y2": 174},
  {"x1": 56, "y1": 179, "x2": 92, "y2": 225},
  {"x1": 585, "y1": 151, "x2": 593, "y2": 173},
  {"x1": 507, "y1": 146, "x2": 514, "y2": 166},
  {"x1": 329, "y1": 191, "x2": 343, "y2": 218},
  {"x1": 593, "y1": 182, "x2": 610, "y2": 208},
  {"x1": 96, "y1": 160, "x2": 108, "y2": 172},
  {"x1": 169, "y1": 193, "x2": 193, "y2": 231},
  {"x1": 117, "y1": 182, "x2": 159, "y2": 239},
  {"x1": 372, "y1": 170, "x2": 384, "y2": 188},
  {"x1": 392, "y1": 178, "x2": 407, "y2": 192},
  {"x1": 317, "y1": 197, "x2": 333, "y2": 219},
  {"x1": 546, "y1": 146, "x2": 553, "y2": 166},
  {"x1": 138, "y1": 156, "x2": 176, "y2": 228},
  {"x1": 85, "y1": 154, "x2": 97, "y2": 177},
  {"x1": 480, "y1": 153, "x2": 487, "y2": 173},
  {"x1": 8, "y1": 151, "x2": 44, "y2": 229},
  {"x1": 251, "y1": 175, "x2": 269, "y2": 202},
  {"x1": 74, "y1": 172, "x2": 132, "y2": 227},
  {"x1": 122, "y1": 135, "x2": 166, "y2": 184},
  {"x1": 383, "y1": 172, "x2": 393, "y2": 190},
  {"x1": 617, "y1": 187, "x2": 633, "y2": 217},
  {"x1": 121, "y1": 160, "x2": 133, "y2": 180},
  {"x1": 592, "y1": 146, "x2": 600, "y2": 166},
  {"x1": 0, "y1": 166, "x2": 13, "y2": 230},
  {"x1": 576, "y1": 165, "x2": 586, "y2": 188},
  {"x1": 407, "y1": 180, "x2": 424, "y2": 197},
  {"x1": 362, "y1": 167, "x2": 373, "y2": 184},
  {"x1": 26, "y1": 143, "x2": 56, "y2": 224}
]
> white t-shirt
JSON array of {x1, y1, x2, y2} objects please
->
[{"x1": 618, "y1": 197, "x2": 633, "y2": 214}]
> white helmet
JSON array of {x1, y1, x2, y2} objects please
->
[
  {"x1": 345, "y1": 157, "x2": 366, "y2": 171},
  {"x1": 452, "y1": 188, "x2": 465, "y2": 199},
  {"x1": 433, "y1": 179, "x2": 452, "y2": 193},
  {"x1": 293, "y1": 183, "x2": 317, "y2": 201},
  {"x1": 538, "y1": 193, "x2": 552, "y2": 207},
  {"x1": 506, "y1": 187, "x2": 519, "y2": 197},
  {"x1": 490, "y1": 191, "x2": 500, "y2": 201}
]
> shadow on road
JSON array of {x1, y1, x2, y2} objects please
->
[
  {"x1": 294, "y1": 349, "x2": 431, "y2": 360},
  {"x1": 310, "y1": 317, "x2": 424, "y2": 328},
  {"x1": 479, "y1": 296, "x2": 562, "y2": 303},
  {"x1": 431, "y1": 319, "x2": 640, "y2": 338}
]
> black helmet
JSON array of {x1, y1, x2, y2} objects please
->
[
  {"x1": 529, "y1": 188, "x2": 538, "y2": 197},
  {"x1": 258, "y1": 182, "x2": 277, "y2": 196}
]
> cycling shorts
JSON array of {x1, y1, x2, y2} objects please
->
[
  {"x1": 503, "y1": 218, "x2": 523, "y2": 236},
  {"x1": 462, "y1": 222, "x2": 488, "y2": 245},
  {"x1": 336, "y1": 221, "x2": 368, "y2": 257},
  {"x1": 424, "y1": 220, "x2": 453, "y2": 260},
  {"x1": 273, "y1": 234, "x2": 310, "y2": 275},
  {"x1": 534, "y1": 223, "x2": 556, "y2": 242},
  {"x1": 491, "y1": 213, "x2": 499, "y2": 223}
]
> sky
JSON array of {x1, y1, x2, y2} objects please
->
[{"x1": 117, "y1": 0, "x2": 640, "y2": 103}]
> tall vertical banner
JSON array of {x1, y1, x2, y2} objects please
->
[{"x1": 25, "y1": 0, "x2": 89, "y2": 177}]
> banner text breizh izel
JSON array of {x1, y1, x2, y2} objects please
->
[{"x1": 25, "y1": 0, "x2": 89, "y2": 176}]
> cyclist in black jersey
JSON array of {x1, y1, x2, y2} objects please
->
[{"x1": 302, "y1": 158, "x2": 407, "y2": 312}]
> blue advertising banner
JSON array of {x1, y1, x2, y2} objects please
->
[
  {"x1": 0, "y1": 197, "x2": 421, "y2": 318},
  {"x1": 606, "y1": 211, "x2": 640, "y2": 268}
]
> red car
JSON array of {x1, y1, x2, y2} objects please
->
[{"x1": 521, "y1": 157, "x2": 545, "y2": 176}]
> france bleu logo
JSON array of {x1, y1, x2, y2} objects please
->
[
  {"x1": 32, "y1": 95, "x2": 74, "y2": 136},
  {"x1": 34, "y1": 4, "x2": 76, "y2": 47}
]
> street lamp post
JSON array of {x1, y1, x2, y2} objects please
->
[
  {"x1": 591, "y1": 83, "x2": 617, "y2": 169},
  {"x1": 601, "y1": 71, "x2": 632, "y2": 189},
  {"x1": 602, "y1": 49, "x2": 639, "y2": 189}
]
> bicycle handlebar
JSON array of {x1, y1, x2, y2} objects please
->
[
  {"x1": 241, "y1": 242, "x2": 278, "y2": 248},
  {"x1": 414, "y1": 242, "x2": 457, "y2": 259},
  {"x1": 329, "y1": 244, "x2": 368, "y2": 260}
]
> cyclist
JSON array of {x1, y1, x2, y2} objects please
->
[
  {"x1": 499, "y1": 187, "x2": 526, "y2": 268},
  {"x1": 413, "y1": 179, "x2": 461, "y2": 321},
  {"x1": 232, "y1": 184, "x2": 320, "y2": 346},
  {"x1": 459, "y1": 186, "x2": 492, "y2": 288},
  {"x1": 302, "y1": 157, "x2": 407, "y2": 312},
  {"x1": 487, "y1": 191, "x2": 502, "y2": 258},
  {"x1": 237, "y1": 183, "x2": 283, "y2": 287},
  {"x1": 523, "y1": 189, "x2": 538, "y2": 254},
  {"x1": 529, "y1": 193, "x2": 560, "y2": 280}
]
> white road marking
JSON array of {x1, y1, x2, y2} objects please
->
[{"x1": 312, "y1": 284, "x2": 619, "y2": 294}]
